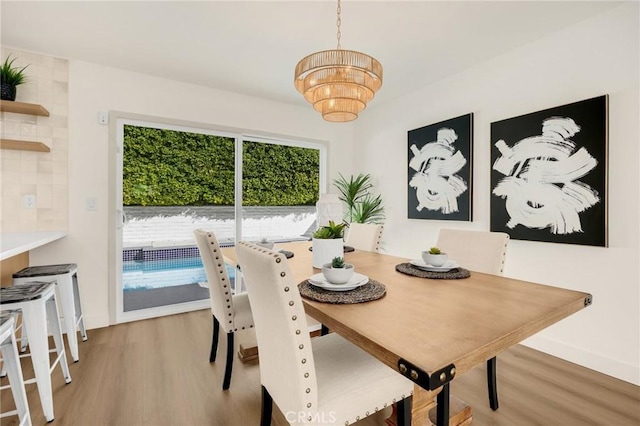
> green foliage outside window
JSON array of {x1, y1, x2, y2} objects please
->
[{"x1": 123, "y1": 125, "x2": 320, "y2": 206}]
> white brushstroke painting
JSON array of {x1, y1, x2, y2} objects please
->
[
  {"x1": 409, "y1": 128, "x2": 468, "y2": 214},
  {"x1": 492, "y1": 117, "x2": 599, "y2": 235}
]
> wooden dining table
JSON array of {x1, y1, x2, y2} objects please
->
[{"x1": 227, "y1": 241, "x2": 592, "y2": 425}]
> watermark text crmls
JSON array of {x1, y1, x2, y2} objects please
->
[{"x1": 285, "y1": 410, "x2": 336, "y2": 424}]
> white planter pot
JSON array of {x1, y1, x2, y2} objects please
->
[
  {"x1": 422, "y1": 252, "x2": 448, "y2": 267},
  {"x1": 322, "y1": 263, "x2": 354, "y2": 284},
  {"x1": 312, "y1": 238, "x2": 344, "y2": 269}
]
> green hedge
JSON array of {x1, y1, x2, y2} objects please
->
[{"x1": 123, "y1": 125, "x2": 319, "y2": 206}]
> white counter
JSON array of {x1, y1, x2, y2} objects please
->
[{"x1": 0, "y1": 232, "x2": 67, "y2": 261}]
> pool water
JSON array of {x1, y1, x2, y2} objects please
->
[{"x1": 123, "y1": 257, "x2": 236, "y2": 291}]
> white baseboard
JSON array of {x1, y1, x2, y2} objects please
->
[{"x1": 522, "y1": 335, "x2": 640, "y2": 386}]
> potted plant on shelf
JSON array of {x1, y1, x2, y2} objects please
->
[
  {"x1": 422, "y1": 247, "x2": 448, "y2": 267},
  {"x1": 312, "y1": 220, "x2": 347, "y2": 268},
  {"x1": 0, "y1": 55, "x2": 29, "y2": 101},
  {"x1": 322, "y1": 256, "x2": 354, "y2": 284}
]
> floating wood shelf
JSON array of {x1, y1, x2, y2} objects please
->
[
  {"x1": 0, "y1": 100, "x2": 50, "y2": 117},
  {"x1": 0, "y1": 100, "x2": 51, "y2": 152},
  {"x1": 0, "y1": 139, "x2": 50, "y2": 152}
]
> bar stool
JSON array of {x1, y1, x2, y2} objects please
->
[
  {"x1": 0, "y1": 282, "x2": 72, "y2": 422},
  {"x1": 13, "y1": 264, "x2": 87, "y2": 362},
  {"x1": 0, "y1": 315, "x2": 31, "y2": 426}
]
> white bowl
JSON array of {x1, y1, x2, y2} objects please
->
[
  {"x1": 422, "y1": 252, "x2": 448, "y2": 267},
  {"x1": 322, "y1": 263, "x2": 355, "y2": 284}
]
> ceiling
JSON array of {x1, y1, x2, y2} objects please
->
[{"x1": 1, "y1": 1, "x2": 622, "y2": 108}]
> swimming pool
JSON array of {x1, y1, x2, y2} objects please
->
[{"x1": 122, "y1": 251, "x2": 235, "y2": 291}]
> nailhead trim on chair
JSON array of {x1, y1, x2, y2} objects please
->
[
  {"x1": 259, "y1": 246, "x2": 318, "y2": 416},
  {"x1": 375, "y1": 225, "x2": 383, "y2": 252},
  {"x1": 242, "y1": 241, "x2": 416, "y2": 425},
  {"x1": 499, "y1": 236, "x2": 510, "y2": 274},
  {"x1": 205, "y1": 233, "x2": 256, "y2": 332}
]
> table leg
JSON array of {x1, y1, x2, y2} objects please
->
[
  {"x1": 404, "y1": 385, "x2": 472, "y2": 426},
  {"x1": 436, "y1": 383, "x2": 450, "y2": 426}
]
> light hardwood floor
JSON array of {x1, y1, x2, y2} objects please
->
[{"x1": 1, "y1": 310, "x2": 638, "y2": 425}]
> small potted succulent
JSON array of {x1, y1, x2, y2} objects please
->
[
  {"x1": 422, "y1": 246, "x2": 448, "y2": 267},
  {"x1": 0, "y1": 55, "x2": 29, "y2": 101},
  {"x1": 256, "y1": 237, "x2": 274, "y2": 249},
  {"x1": 322, "y1": 256, "x2": 354, "y2": 284},
  {"x1": 312, "y1": 220, "x2": 348, "y2": 268}
]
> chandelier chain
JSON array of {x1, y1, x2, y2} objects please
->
[{"x1": 336, "y1": 0, "x2": 342, "y2": 49}]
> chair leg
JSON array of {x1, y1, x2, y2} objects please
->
[
  {"x1": 222, "y1": 332, "x2": 234, "y2": 390},
  {"x1": 321, "y1": 324, "x2": 329, "y2": 336},
  {"x1": 397, "y1": 397, "x2": 412, "y2": 426},
  {"x1": 260, "y1": 385, "x2": 273, "y2": 426},
  {"x1": 210, "y1": 315, "x2": 220, "y2": 362},
  {"x1": 487, "y1": 356, "x2": 499, "y2": 410}
]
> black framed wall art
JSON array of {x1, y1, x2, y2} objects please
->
[
  {"x1": 490, "y1": 95, "x2": 608, "y2": 246},
  {"x1": 408, "y1": 113, "x2": 473, "y2": 221}
]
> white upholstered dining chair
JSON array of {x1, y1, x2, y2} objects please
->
[
  {"x1": 436, "y1": 228, "x2": 509, "y2": 410},
  {"x1": 345, "y1": 223, "x2": 384, "y2": 252},
  {"x1": 236, "y1": 241, "x2": 413, "y2": 426},
  {"x1": 194, "y1": 229, "x2": 254, "y2": 391}
]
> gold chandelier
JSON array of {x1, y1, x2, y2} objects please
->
[{"x1": 294, "y1": 0, "x2": 383, "y2": 123}]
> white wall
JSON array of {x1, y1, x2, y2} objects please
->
[
  {"x1": 354, "y1": 4, "x2": 639, "y2": 385},
  {"x1": 0, "y1": 47, "x2": 69, "y2": 233},
  {"x1": 31, "y1": 61, "x2": 357, "y2": 330},
  {"x1": 27, "y1": 2, "x2": 638, "y2": 386}
]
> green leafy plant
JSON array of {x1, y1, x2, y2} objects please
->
[
  {"x1": 122, "y1": 125, "x2": 320, "y2": 206},
  {"x1": 333, "y1": 173, "x2": 385, "y2": 224},
  {"x1": 312, "y1": 220, "x2": 348, "y2": 239},
  {"x1": 331, "y1": 256, "x2": 345, "y2": 268},
  {"x1": 0, "y1": 55, "x2": 28, "y2": 86},
  {"x1": 352, "y1": 194, "x2": 385, "y2": 224},
  {"x1": 428, "y1": 247, "x2": 442, "y2": 255}
]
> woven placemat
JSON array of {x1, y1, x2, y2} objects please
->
[
  {"x1": 395, "y1": 263, "x2": 471, "y2": 279},
  {"x1": 279, "y1": 250, "x2": 294, "y2": 259},
  {"x1": 298, "y1": 279, "x2": 386, "y2": 304},
  {"x1": 308, "y1": 245, "x2": 355, "y2": 253}
]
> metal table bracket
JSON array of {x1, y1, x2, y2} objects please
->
[
  {"x1": 397, "y1": 358, "x2": 456, "y2": 390},
  {"x1": 397, "y1": 359, "x2": 456, "y2": 426}
]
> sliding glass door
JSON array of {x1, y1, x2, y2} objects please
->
[
  {"x1": 241, "y1": 137, "x2": 322, "y2": 243},
  {"x1": 112, "y1": 116, "x2": 326, "y2": 323}
]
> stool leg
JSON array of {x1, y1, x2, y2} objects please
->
[
  {"x1": 21, "y1": 300, "x2": 56, "y2": 422},
  {"x1": 56, "y1": 276, "x2": 80, "y2": 362},
  {"x1": 72, "y1": 273, "x2": 87, "y2": 341},
  {"x1": 46, "y1": 297, "x2": 72, "y2": 384},
  {"x1": 1, "y1": 331, "x2": 31, "y2": 426},
  {"x1": 19, "y1": 319, "x2": 29, "y2": 353}
]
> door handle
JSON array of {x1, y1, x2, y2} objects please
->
[{"x1": 117, "y1": 209, "x2": 127, "y2": 229}]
